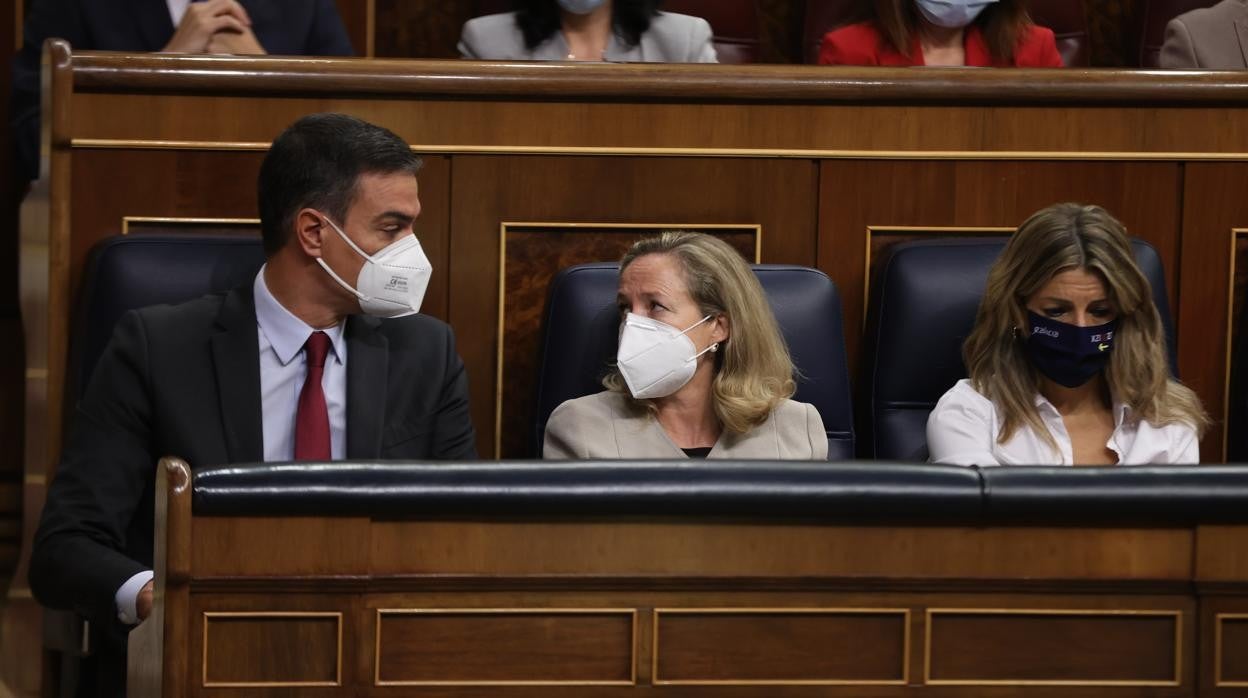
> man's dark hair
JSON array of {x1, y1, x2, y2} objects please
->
[
  {"x1": 515, "y1": 0, "x2": 661, "y2": 51},
  {"x1": 258, "y1": 113, "x2": 422, "y2": 256}
]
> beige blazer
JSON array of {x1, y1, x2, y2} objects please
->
[
  {"x1": 543, "y1": 391, "x2": 828, "y2": 460},
  {"x1": 1160, "y1": 0, "x2": 1248, "y2": 69},
  {"x1": 458, "y1": 11, "x2": 717, "y2": 63}
]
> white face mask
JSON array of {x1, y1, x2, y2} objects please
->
[
  {"x1": 315, "y1": 216, "x2": 432, "y2": 318},
  {"x1": 616, "y1": 313, "x2": 718, "y2": 400},
  {"x1": 915, "y1": 0, "x2": 998, "y2": 28}
]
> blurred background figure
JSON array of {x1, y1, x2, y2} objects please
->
[
  {"x1": 458, "y1": 0, "x2": 717, "y2": 62},
  {"x1": 818, "y1": 0, "x2": 1063, "y2": 66},
  {"x1": 1160, "y1": 0, "x2": 1248, "y2": 68},
  {"x1": 11, "y1": 0, "x2": 354, "y2": 181}
]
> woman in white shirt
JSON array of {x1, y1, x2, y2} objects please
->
[{"x1": 927, "y1": 203, "x2": 1208, "y2": 466}]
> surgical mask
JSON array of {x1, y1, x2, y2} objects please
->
[
  {"x1": 616, "y1": 313, "x2": 718, "y2": 399},
  {"x1": 557, "y1": 0, "x2": 607, "y2": 14},
  {"x1": 316, "y1": 216, "x2": 432, "y2": 318},
  {"x1": 915, "y1": 0, "x2": 998, "y2": 28},
  {"x1": 1023, "y1": 311, "x2": 1116, "y2": 388}
]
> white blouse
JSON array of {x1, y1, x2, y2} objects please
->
[{"x1": 927, "y1": 379, "x2": 1199, "y2": 466}]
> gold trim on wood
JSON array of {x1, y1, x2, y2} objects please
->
[
  {"x1": 1223, "y1": 229, "x2": 1248, "y2": 463},
  {"x1": 67, "y1": 139, "x2": 1248, "y2": 161},
  {"x1": 201, "y1": 611, "x2": 343, "y2": 688},
  {"x1": 373, "y1": 607, "x2": 638, "y2": 687},
  {"x1": 862, "y1": 226, "x2": 1013, "y2": 321},
  {"x1": 1215, "y1": 613, "x2": 1248, "y2": 687},
  {"x1": 651, "y1": 607, "x2": 911, "y2": 686},
  {"x1": 923, "y1": 608, "x2": 1183, "y2": 687},
  {"x1": 494, "y1": 221, "x2": 762, "y2": 457},
  {"x1": 121, "y1": 216, "x2": 261, "y2": 235}
]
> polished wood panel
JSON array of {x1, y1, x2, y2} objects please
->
[
  {"x1": 1180, "y1": 164, "x2": 1248, "y2": 461},
  {"x1": 927, "y1": 610, "x2": 1180, "y2": 685},
  {"x1": 452, "y1": 156, "x2": 814, "y2": 456},
  {"x1": 499, "y1": 224, "x2": 756, "y2": 457},
  {"x1": 375, "y1": 610, "x2": 635, "y2": 685},
  {"x1": 192, "y1": 517, "x2": 371, "y2": 577},
  {"x1": 332, "y1": 0, "x2": 371, "y2": 57},
  {"x1": 653, "y1": 609, "x2": 907, "y2": 684},
  {"x1": 1218, "y1": 615, "x2": 1248, "y2": 684},
  {"x1": 202, "y1": 613, "x2": 341, "y2": 686}
]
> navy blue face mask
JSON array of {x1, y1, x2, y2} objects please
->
[{"x1": 1023, "y1": 311, "x2": 1116, "y2": 388}]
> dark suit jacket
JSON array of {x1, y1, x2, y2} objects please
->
[
  {"x1": 29, "y1": 285, "x2": 475, "y2": 696},
  {"x1": 818, "y1": 22, "x2": 1063, "y2": 67},
  {"x1": 11, "y1": 0, "x2": 354, "y2": 179}
]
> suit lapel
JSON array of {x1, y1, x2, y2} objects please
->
[
  {"x1": 130, "y1": 0, "x2": 176, "y2": 51},
  {"x1": 210, "y1": 287, "x2": 264, "y2": 463},
  {"x1": 1236, "y1": 17, "x2": 1248, "y2": 69},
  {"x1": 345, "y1": 315, "x2": 388, "y2": 458}
]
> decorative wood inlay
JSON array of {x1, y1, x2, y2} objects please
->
[
  {"x1": 1216, "y1": 614, "x2": 1248, "y2": 686},
  {"x1": 925, "y1": 608, "x2": 1181, "y2": 686},
  {"x1": 201, "y1": 612, "x2": 342, "y2": 688},
  {"x1": 121, "y1": 216, "x2": 260, "y2": 236},
  {"x1": 653, "y1": 608, "x2": 909, "y2": 685},
  {"x1": 374, "y1": 608, "x2": 637, "y2": 686}
]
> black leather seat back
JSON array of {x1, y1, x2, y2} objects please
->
[
  {"x1": 71, "y1": 235, "x2": 265, "y2": 401},
  {"x1": 862, "y1": 237, "x2": 1175, "y2": 461},
  {"x1": 534, "y1": 263, "x2": 855, "y2": 460}
]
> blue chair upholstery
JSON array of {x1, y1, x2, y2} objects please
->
[
  {"x1": 71, "y1": 235, "x2": 265, "y2": 400},
  {"x1": 861, "y1": 237, "x2": 1175, "y2": 462},
  {"x1": 533, "y1": 263, "x2": 855, "y2": 460}
]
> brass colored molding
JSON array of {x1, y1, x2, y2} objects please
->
[
  {"x1": 121, "y1": 216, "x2": 261, "y2": 235},
  {"x1": 1215, "y1": 613, "x2": 1248, "y2": 687}
]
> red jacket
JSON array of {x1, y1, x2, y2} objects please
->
[{"x1": 818, "y1": 22, "x2": 1064, "y2": 67}]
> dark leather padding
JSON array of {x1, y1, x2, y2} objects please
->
[
  {"x1": 192, "y1": 461, "x2": 984, "y2": 520},
  {"x1": 192, "y1": 461, "x2": 1248, "y2": 524},
  {"x1": 71, "y1": 235, "x2": 265, "y2": 402},
  {"x1": 861, "y1": 237, "x2": 1175, "y2": 462},
  {"x1": 534, "y1": 263, "x2": 855, "y2": 460}
]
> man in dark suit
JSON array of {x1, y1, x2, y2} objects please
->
[
  {"x1": 29, "y1": 113, "x2": 477, "y2": 697},
  {"x1": 11, "y1": 0, "x2": 354, "y2": 180}
]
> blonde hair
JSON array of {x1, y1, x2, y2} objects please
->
[
  {"x1": 602, "y1": 232, "x2": 796, "y2": 434},
  {"x1": 963, "y1": 203, "x2": 1209, "y2": 451}
]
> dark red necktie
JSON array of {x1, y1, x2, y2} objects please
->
[{"x1": 294, "y1": 331, "x2": 331, "y2": 461}]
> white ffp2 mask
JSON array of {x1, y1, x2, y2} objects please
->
[
  {"x1": 316, "y1": 216, "x2": 432, "y2": 319},
  {"x1": 616, "y1": 313, "x2": 717, "y2": 400}
]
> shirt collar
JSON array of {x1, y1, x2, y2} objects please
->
[
  {"x1": 253, "y1": 266, "x2": 345, "y2": 366},
  {"x1": 1033, "y1": 391, "x2": 1132, "y2": 428}
]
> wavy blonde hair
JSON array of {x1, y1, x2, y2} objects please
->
[
  {"x1": 963, "y1": 203, "x2": 1209, "y2": 451},
  {"x1": 602, "y1": 232, "x2": 796, "y2": 434}
]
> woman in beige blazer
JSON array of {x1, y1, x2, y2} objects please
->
[
  {"x1": 458, "y1": 0, "x2": 717, "y2": 63},
  {"x1": 543, "y1": 232, "x2": 828, "y2": 460}
]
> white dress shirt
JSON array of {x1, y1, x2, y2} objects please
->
[
  {"x1": 167, "y1": 0, "x2": 192, "y2": 26},
  {"x1": 116, "y1": 267, "x2": 349, "y2": 624},
  {"x1": 927, "y1": 379, "x2": 1200, "y2": 466}
]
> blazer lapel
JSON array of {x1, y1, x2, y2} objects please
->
[
  {"x1": 130, "y1": 0, "x2": 176, "y2": 51},
  {"x1": 345, "y1": 315, "x2": 388, "y2": 458},
  {"x1": 1236, "y1": 18, "x2": 1248, "y2": 69},
  {"x1": 210, "y1": 287, "x2": 264, "y2": 463}
]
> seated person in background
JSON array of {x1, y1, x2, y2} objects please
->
[
  {"x1": 819, "y1": 0, "x2": 1063, "y2": 67},
  {"x1": 544, "y1": 232, "x2": 826, "y2": 460},
  {"x1": 458, "y1": 0, "x2": 717, "y2": 62},
  {"x1": 12, "y1": 0, "x2": 354, "y2": 180},
  {"x1": 30, "y1": 113, "x2": 476, "y2": 697},
  {"x1": 927, "y1": 203, "x2": 1207, "y2": 466},
  {"x1": 1160, "y1": 0, "x2": 1248, "y2": 69}
]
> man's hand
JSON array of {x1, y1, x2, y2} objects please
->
[
  {"x1": 161, "y1": 0, "x2": 253, "y2": 54},
  {"x1": 137, "y1": 579, "x2": 154, "y2": 621},
  {"x1": 207, "y1": 25, "x2": 267, "y2": 55}
]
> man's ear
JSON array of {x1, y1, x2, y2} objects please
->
[{"x1": 294, "y1": 209, "x2": 327, "y2": 259}]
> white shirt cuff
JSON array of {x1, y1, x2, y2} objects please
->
[{"x1": 115, "y1": 570, "x2": 154, "y2": 625}]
